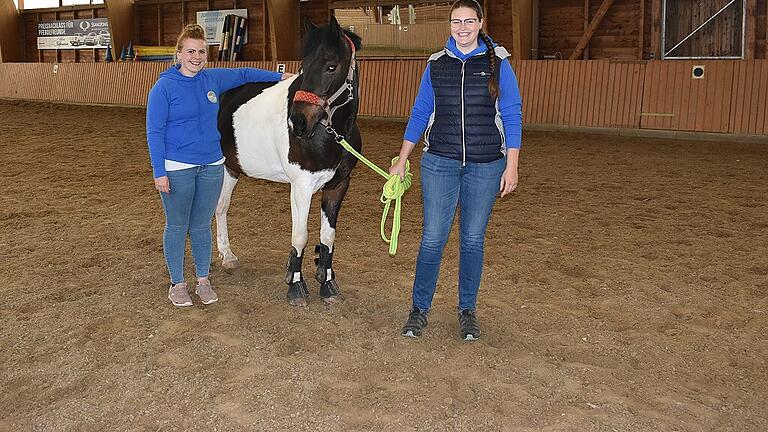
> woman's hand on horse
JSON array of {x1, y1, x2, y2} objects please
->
[
  {"x1": 389, "y1": 158, "x2": 408, "y2": 180},
  {"x1": 154, "y1": 176, "x2": 170, "y2": 194},
  {"x1": 280, "y1": 73, "x2": 295, "y2": 80}
]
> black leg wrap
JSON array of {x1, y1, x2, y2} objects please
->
[
  {"x1": 314, "y1": 244, "x2": 339, "y2": 299},
  {"x1": 319, "y1": 279, "x2": 340, "y2": 299},
  {"x1": 314, "y1": 244, "x2": 335, "y2": 283},
  {"x1": 287, "y1": 279, "x2": 309, "y2": 301},
  {"x1": 285, "y1": 247, "x2": 309, "y2": 300},
  {"x1": 285, "y1": 247, "x2": 304, "y2": 285}
]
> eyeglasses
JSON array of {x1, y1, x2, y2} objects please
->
[{"x1": 449, "y1": 18, "x2": 479, "y2": 27}]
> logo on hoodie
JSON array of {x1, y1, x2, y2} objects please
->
[{"x1": 207, "y1": 91, "x2": 218, "y2": 104}]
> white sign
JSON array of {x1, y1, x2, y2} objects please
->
[
  {"x1": 37, "y1": 18, "x2": 111, "y2": 50},
  {"x1": 196, "y1": 9, "x2": 248, "y2": 45}
]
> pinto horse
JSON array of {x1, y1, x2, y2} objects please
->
[{"x1": 215, "y1": 17, "x2": 362, "y2": 306}]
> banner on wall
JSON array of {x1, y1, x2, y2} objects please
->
[
  {"x1": 37, "y1": 18, "x2": 111, "y2": 50},
  {"x1": 196, "y1": 9, "x2": 248, "y2": 45}
]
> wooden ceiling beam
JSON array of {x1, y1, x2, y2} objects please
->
[{"x1": 569, "y1": 0, "x2": 612, "y2": 60}]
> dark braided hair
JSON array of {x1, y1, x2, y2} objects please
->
[{"x1": 450, "y1": 0, "x2": 499, "y2": 100}]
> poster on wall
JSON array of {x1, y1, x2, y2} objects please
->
[
  {"x1": 196, "y1": 9, "x2": 248, "y2": 45},
  {"x1": 37, "y1": 18, "x2": 111, "y2": 50}
]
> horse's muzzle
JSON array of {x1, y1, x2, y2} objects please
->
[
  {"x1": 288, "y1": 112, "x2": 313, "y2": 139},
  {"x1": 288, "y1": 105, "x2": 327, "y2": 139}
]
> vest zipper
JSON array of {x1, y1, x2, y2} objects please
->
[{"x1": 460, "y1": 60, "x2": 466, "y2": 166}]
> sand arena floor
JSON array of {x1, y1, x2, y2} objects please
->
[{"x1": 1, "y1": 100, "x2": 766, "y2": 431}]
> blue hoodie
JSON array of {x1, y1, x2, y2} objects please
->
[
  {"x1": 404, "y1": 37, "x2": 523, "y2": 149},
  {"x1": 146, "y1": 65, "x2": 282, "y2": 178}
]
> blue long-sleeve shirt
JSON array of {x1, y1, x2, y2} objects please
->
[
  {"x1": 146, "y1": 65, "x2": 282, "y2": 178},
  {"x1": 404, "y1": 37, "x2": 523, "y2": 149}
]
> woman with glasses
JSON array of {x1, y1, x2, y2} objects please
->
[{"x1": 390, "y1": 0, "x2": 523, "y2": 340}]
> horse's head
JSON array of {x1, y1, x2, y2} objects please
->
[{"x1": 288, "y1": 16, "x2": 362, "y2": 139}]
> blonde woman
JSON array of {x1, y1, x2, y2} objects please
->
[{"x1": 146, "y1": 24, "x2": 290, "y2": 307}]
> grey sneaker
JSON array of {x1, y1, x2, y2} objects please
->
[
  {"x1": 401, "y1": 307, "x2": 428, "y2": 338},
  {"x1": 168, "y1": 282, "x2": 192, "y2": 307},
  {"x1": 459, "y1": 309, "x2": 481, "y2": 341},
  {"x1": 195, "y1": 280, "x2": 218, "y2": 305}
]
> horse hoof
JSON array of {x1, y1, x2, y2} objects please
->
[
  {"x1": 288, "y1": 297, "x2": 308, "y2": 307},
  {"x1": 321, "y1": 295, "x2": 342, "y2": 305},
  {"x1": 222, "y1": 259, "x2": 240, "y2": 270}
]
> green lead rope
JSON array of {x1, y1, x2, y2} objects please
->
[{"x1": 336, "y1": 138, "x2": 412, "y2": 255}]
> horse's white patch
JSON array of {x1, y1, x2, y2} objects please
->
[
  {"x1": 232, "y1": 75, "x2": 336, "y2": 189},
  {"x1": 229, "y1": 75, "x2": 337, "y2": 257}
]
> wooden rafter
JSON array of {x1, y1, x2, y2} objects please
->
[{"x1": 569, "y1": 0, "x2": 612, "y2": 60}]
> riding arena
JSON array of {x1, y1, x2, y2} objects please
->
[{"x1": 1, "y1": 0, "x2": 767, "y2": 430}]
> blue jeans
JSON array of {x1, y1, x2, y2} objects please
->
[
  {"x1": 411, "y1": 152, "x2": 506, "y2": 312},
  {"x1": 159, "y1": 164, "x2": 224, "y2": 284}
]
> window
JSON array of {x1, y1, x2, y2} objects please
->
[
  {"x1": 16, "y1": 0, "x2": 103, "y2": 9},
  {"x1": 662, "y1": 0, "x2": 745, "y2": 59},
  {"x1": 334, "y1": 3, "x2": 454, "y2": 57}
]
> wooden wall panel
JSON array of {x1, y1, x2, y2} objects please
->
[
  {"x1": 641, "y1": 61, "x2": 735, "y2": 132},
  {"x1": 0, "y1": 59, "x2": 764, "y2": 137},
  {"x1": 539, "y1": 0, "x2": 641, "y2": 60},
  {"x1": 357, "y1": 58, "x2": 423, "y2": 118},
  {"x1": 757, "y1": 0, "x2": 767, "y2": 58},
  {"x1": 729, "y1": 60, "x2": 768, "y2": 134},
  {"x1": 488, "y1": 0, "x2": 515, "y2": 55}
]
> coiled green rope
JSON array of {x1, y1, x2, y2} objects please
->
[{"x1": 336, "y1": 138, "x2": 412, "y2": 255}]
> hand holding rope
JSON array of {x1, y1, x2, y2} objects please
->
[{"x1": 326, "y1": 125, "x2": 412, "y2": 255}]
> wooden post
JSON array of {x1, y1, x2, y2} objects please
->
[
  {"x1": 157, "y1": 4, "x2": 163, "y2": 45},
  {"x1": 569, "y1": 0, "x2": 612, "y2": 60},
  {"x1": 583, "y1": 0, "x2": 589, "y2": 59},
  {"x1": 91, "y1": 8, "x2": 96, "y2": 62},
  {"x1": 105, "y1": 0, "x2": 137, "y2": 63},
  {"x1": 744, "y1": 0, "x2": 756, "y2": 59},
  {"x1": 261, "y1": 0, "x2": 266, "y2": 60},
  {"x1": 511, "y1": 0, "x2": 522, "y2": 59},
  {"x1": 531, "y1": 0, "x2": 539, "y2": 59},
  {"x1": 266, "y1": 0, "x2": 300, "y2": 60},
  {"x1": 0, "y1": 0, "x2": 23, "y2": 61},
  {"x1": 56, "y1": 11, "x2": 62, "y2": 63},
  {"x1": 650, "y1": 0, "x2": 660, "y2": 59},
  {"x1": 37, "y1": 12, "x2": 43, "y2": 61},
  {"x1": 638, "y1": 0, "x2": 644, "y2": 59}
]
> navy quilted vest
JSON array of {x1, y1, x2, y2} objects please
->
[{"x1": 426, "y1": 50, "x2": 504, "y2": 163}]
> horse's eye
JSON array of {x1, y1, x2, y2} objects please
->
[{"x1": 327, "y1": 65, "x2": 337, "y2": 72}]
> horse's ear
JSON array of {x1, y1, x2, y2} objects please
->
[
  {"x1": 303, "y1": 16, "x2": 318, "y2": 33},
  {"x1": 344, "y1": 30, "x2": 363, "y2": 51},
  {"x1": 329, "y1": 14, "x2": 342, "y2": 37}
]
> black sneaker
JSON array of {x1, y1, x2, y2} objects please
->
[
  {"x1": 401, "y1": 308, "x2": 428, "y2": 337},
  {"x1": 459, "y1": 309, "x2": 481, "y2": 341}
]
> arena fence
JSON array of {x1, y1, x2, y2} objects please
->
[{"x1": 0, "y1": 59, "x2": 765, "y2": 137}]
